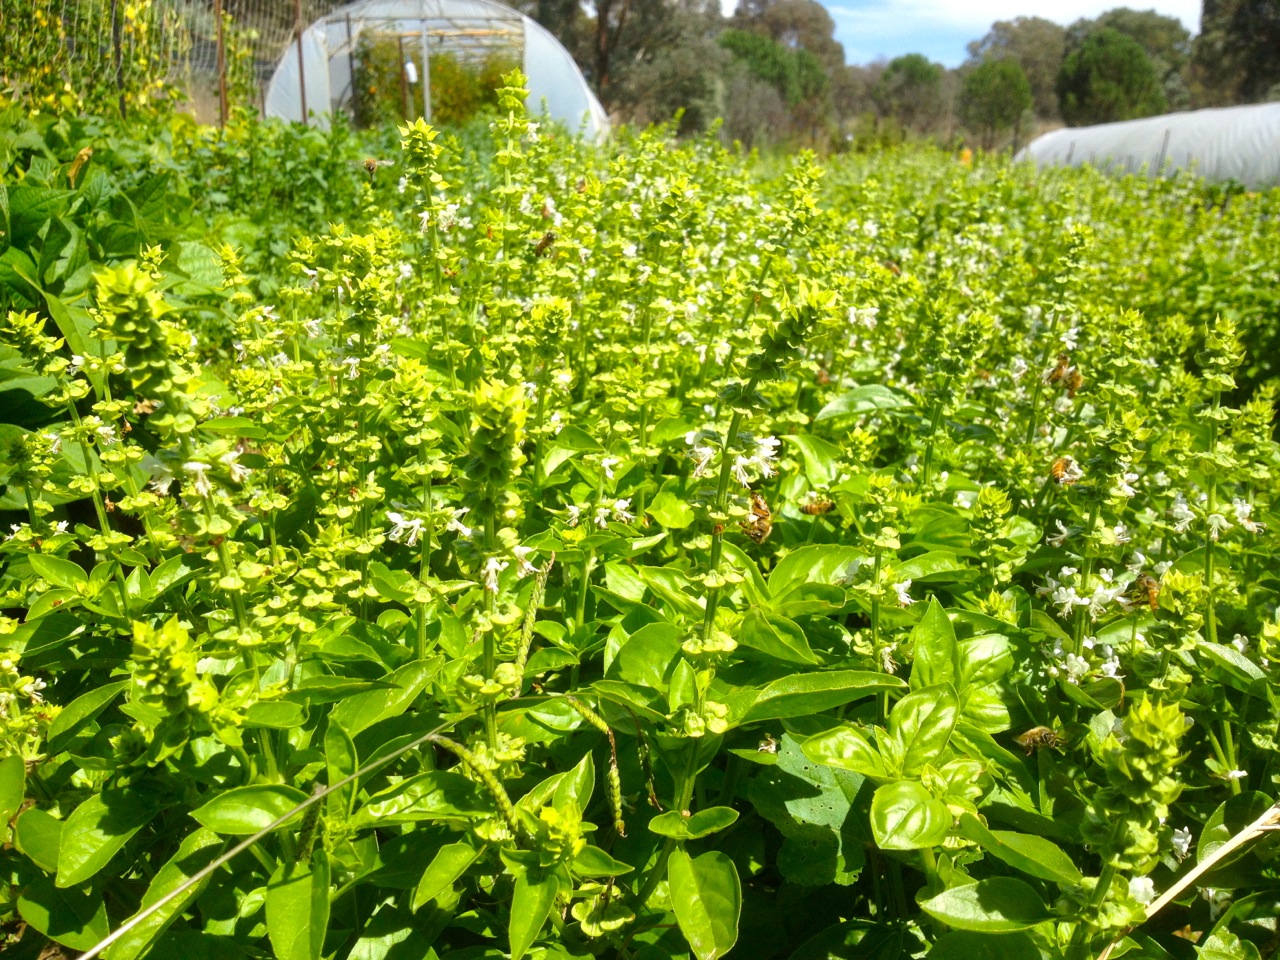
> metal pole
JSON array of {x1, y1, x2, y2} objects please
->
[
  {"x1": 214, "y1": 0, "x2": 228, "y2": 126},
  {"x1": 398, "y1": 34, "x2": 409, "y2": 120},
  {"x1": 110, "y1": 0, "x2": 126, "y2": 118},
  {"x1": 295, "y1": 0, "x2": 308, "y2": 125},
  {"x1": 1154, "y1": 128, "x2": 1172, "y2": 178},
  {"x1": 346, "y1": 13, "x2": 356, "y2": 120},
  {"x1": 420, "y1": 20, "x2": 431, "y2": 122}
]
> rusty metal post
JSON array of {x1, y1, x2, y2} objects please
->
[
  {"x1": 295, "y1": 0, "x2": 308, "y2": 124},
  {"x1": 214, "y1": 0, "x2": 228, "y2": 126}
]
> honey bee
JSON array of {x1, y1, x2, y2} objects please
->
[
  {"x1": 1050, "y1": 455, "x2": 1083, "y2": 485},
  {"x1": 361, "y1": 157, "x2": 392, "y2": 181},
  {"x1": 1063, "y1": 366, "x2": 1084, "y2": 398},
  {"x1": 739, "y1": 491, "x2": 773, "y2": 544},
  {"x1": 533, "y1": 231, "x2": 557, "y2": 257},
  {"x1": 1046, "y1": 353, "x2": 1070, "y2": 385},
  {"x1": 800, "y1": 496, "x2": 836, "y2": 515},
  {"x1": 133, "y1": 399, "x2": 158, "y2": 415},
  {"x1": 1013, "y1": 726, "x2": 1065, "y2": 755},
  {"x1": 1127, "y1": 572, "x2": 1160, "y2": 611},
  {"x1": 757, "y1": 734, "x2": 779, "y2": 754}
]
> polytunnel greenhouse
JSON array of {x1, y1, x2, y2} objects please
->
[
  {"x1": 1016, "y1": 103, "x2": 1280, "y2": 189},
  {"x1": 263, "y1": 0, "x2": 609, "y2": 139}
]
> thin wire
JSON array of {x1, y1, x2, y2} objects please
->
[{"x1": 73, "y1": 709, "x2": 474, "y2": 960}]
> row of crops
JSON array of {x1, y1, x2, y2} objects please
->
[{"x1": 3, "y1": 75, "x2": 1280, "y2": 960}]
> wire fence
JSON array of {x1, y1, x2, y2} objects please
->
[{"x1": 3, "y1": 0, "x2": 530, "y2": 126}]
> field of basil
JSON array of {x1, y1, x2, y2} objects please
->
[{"x1": 3, "y1": 74, "x2": 1280, "y2": 960}]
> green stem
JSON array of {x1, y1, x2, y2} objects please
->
[
  {"x1": 1205, "y1": 399, "x2": 1220, "y2": 647},
  {"x1": 1068, "y1": 863, "x2": 1117, "y2": 958}
]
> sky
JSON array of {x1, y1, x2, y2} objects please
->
[{"x1": 719, "y1": 0, "x2": 1203, "y2": 67}]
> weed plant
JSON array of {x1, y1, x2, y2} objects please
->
[{"x1": 2, "y1": 74, "x2": 1280, "y2": 960}]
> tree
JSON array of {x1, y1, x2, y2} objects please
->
[
  {"x1": 1067, "y1": 8, "x2": 1191, "y2": 108},
  {"x1": 958, "y1": 59, "x2": 1032, "y2": 149},
  {"x1": 966, "y1": 17, "x2": 1066, "y2": 120},
  {"x1": 1192, "y1": 0, "x2": 1280, "y2": 104},
  {"x1": 718, "y1": 27, "x2": 832, "y2": 141},
  {"x1": 1056, "y1": 28, "x2": 1167, "y2": 125},
  {"x1": 734, "y1": 0, "x2": 845, "y2": 70},
  {"x1": 873, "y1": 53, "x2": 945, "y2": 133}
]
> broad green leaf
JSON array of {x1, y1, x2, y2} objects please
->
[
  {"x1": 325, "y1": 721, "x2": 358, "y2": 821},
  {"x1": 45, "y1": 680, "x2": 129, "y2": 754},
  {"x1": 28, "y1": 553, "x2": 87, "y2": 588},
  {"x1": 555, "y1": 751, "x2": 596, "y2": 810},
  {"x1": 329, "y1": 657, "x2": 440, "y2": 735},
  {"x1": 57, "y1": 791, "x2": 159, "y2": 887},
  {"x1": 955, "y1": 813, "x2": 1083, "y2": 885},
  {"x1": 572, "y1": 844, "x2": 634, "y2": 876},
  {"x1": 612, "y1": 621, "x2": 682, "y2": 690},
  {"x1": 895, "y1": 550, "x2": 970, "y2": 583},
  {"x1": 918, "y1": 878, "x2": 1051, "y2": 932},
  {"x1": 815, "y1": 384, "x2": 914, "y2": 422},
  {"x1": 191, "y1": 784, "x2": 308, "y2": 835},
  {"x1": 802, "y1": 725, "x2": 890, "y2": 779},
  {"x1": 244, "y1": 701, "x2": 307, "y2": 729},
  {"x1": 351, "y1": 771, "x2": 493, "y2": 829},
  {"x1": 266, "y1": 850, "x2": 330, "y2": 960},
  {"x1": 739, "y1": 608, "x2": 821, "y2": 665},
  {"x1": 17, "y1": 875, "x2": 109, "y2": 950},
  {"x1": 648, "y1": 482, "x2": 696, "y2": 528},
  {"x1": 648, "y1": 806, "x2": 739, "y2": 840},
  {"x1": 1198, "y1": 641, "x2": 1266, "y2": 683},
  {"x1": 509, "y1": 868, "x2": 559, "y2": 960},
  {"x1": 412, "y1": 841, "x2": 481, "y2": 910},
  {"x1": 869, "y1": 781, "x2": 950, "y2": 850},
  {"x1": 15, "y1": 806, "x2": 63, "y2": 872},
  {"x1": 784, "y1": 433, "x2": 842, "y2": 487},
  {"x1": 105, "y1": 828, "x2": 225, "y2": 960},
  {"x1": 910, "y1": 599, "x2": 956, "y2": 690},
  {"x1": 289, "y1": 676, "x2": 397, "y2": 704},
  {"x1": 744, "y1": 670, "x2": 905, "y2": 722},
  {"x1": 927, "y1": 930, "x2": 1042, "y2": 959},
  {"x1": 887, "y1": 684, "x2": 959, "y2": 776},
  {"x1": 669, "y1": 848, "x2": 741, "y2": 960},
  {"x1": 768, "y1": 545, "x2": 866, "y2": 598},
  {"x1": 0, "y1": 755, "x2": 24, "y2": 829},
  {"x1": 748, "y1": 734, "x2": 866, "y2": 886}
]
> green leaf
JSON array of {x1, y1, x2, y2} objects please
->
[
  {"x1": 669, "y1": 848, "x2": 741, "y2": 960},
  {"x1": 802, "y1": 725, "x2": 890, "y2": 779},
  {"x1": 739, "y1": 608, "x2": 821, "y2": 665},
  {"x1": 289, "y1": 676, "x2": 398, "y2": 704},
  {"x1": 0, "y1": 755, "x2": 25, "y2": 829},
  {"x1": 612, "y1": 621, "x2": 682, "y2": 690},
  {"x1": 509, "y1": 867, "x2": 559, "y2": 960},
  {"x1": 57, "y1": 791, "x2": 159, "y2": 887},
  {"x1": 15, "y1": 806, "x2": 63, "y2": 872},
  {"x1": 648, "y1": 806, "x2": 739, "y2": 840},
  {"x1": 45, "y1": 680, "x2": 129, "y2": 754},
  {"x1": 266, "y1": 850, "x2": 330, "y2": 960},
  {"x1": 17, "y1": 874, "x2": 109, "y2": 951},
  {"x1": 105, "y1": 828, "x2": 225, "y2": 960},
  {"x1": 887, "y1": 684, "x2": 959, "y2": 776},
  {"x1": 815, "y1": 384, "x2": 914, "y2": 422},
  {"x1": 918, "y1": 878, "x2": 1051, "y2": 932},
  {"x1": 190, "y1": 784, "x2": 309, "y2": 835},
  {"x1": 869, "y1": 781, "x2": 950, "y2": 850},
  {"x1": 28, "y1": 553, "x2": 87, "y2": 588},
  {"x1": 896, "y1": 550, "x2": 970, "y2": 583},
  {"x1": 325, "y1": 721, "x2": 358, "y2": 822},
  {"x1": 648, "y1": 481, "x2": 696, "y2": 528},
  {"x1": 1198, "y1": 641, "x2": 1266, "y2": 683},
  {"x1": 927, "y1": 930, "x2": 1042, "y2": 959},
  {"x1": 351, "y1": 771, "x2": 493, "y2": 829},
  {"x1": 784, "y1": 434, "x2": 843, "y2": 487},
  {"x1": 329, "y1": 657, "x2": 440, "y2": 735},
  {"x1": 572, "y1": 844, "x2": 635, "y2": 876},
  {"x1": 412, "y1": 841, "x2": 481, "y2": 910},
  {"x1": 244, "y1": 700, "x2": 307, "y2": 729},
  {"x1": 910, "y1": 599, "x2": 957, "y2": 690},
  {"x1": 768, "y1": 545, "x2": 865, "y2": 598},
  {"x1": 744, "y1": 670, "x2": 905, "y2": 722},
  {"x1": 955, "y1": 813, "x2": 1083, "y2": 885}
]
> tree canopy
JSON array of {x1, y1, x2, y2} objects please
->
[
  {"x1": 1057, "y1": 27, "x2": 1167, "y2": 125},
  {"x1": 959, "y1": 59, "x2": 1033, "y2": 149}
]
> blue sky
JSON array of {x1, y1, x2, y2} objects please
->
[{"x1": 721, "y1": 1, "x2": 1202, "y2": 67}]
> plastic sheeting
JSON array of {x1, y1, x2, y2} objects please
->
[
  {"x1": 1015, "y1": 103, "x2": 1280, "y2": 189},
  {"x1": 264, "y1": 0, "x2": 609, "y2": 140}
]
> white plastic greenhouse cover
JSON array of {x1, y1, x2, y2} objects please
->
[
  {"x1": 1016, "y1": 103, "x2": 1280, "y2": 188},
  {"x1": 263, "y1": 0, "x2": 609, "y2": 140}
]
